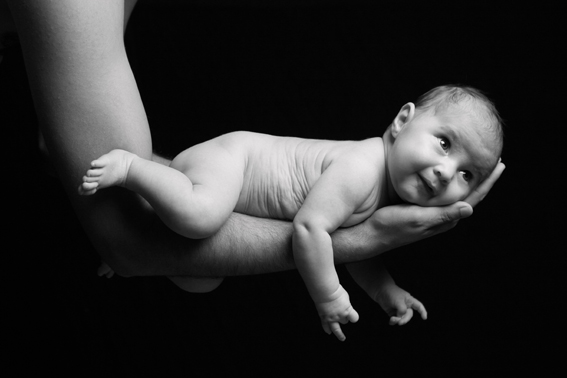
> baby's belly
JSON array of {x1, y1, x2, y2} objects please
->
[
  {"x1": 230, "y1": 132, "x2": 374, "y2": 226},
  {"x1": 235, "y1": 155, "x2": 310, "y2": 220},
  {"x1": 235, "y1": 166, "x2": 374, "y2": 226},
  {"x1": 233, "y1": 136, "x2": 327, "y2": 221}
]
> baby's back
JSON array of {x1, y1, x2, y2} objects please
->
[{"x1": 219, "y1": 131, "x2": 381, "y2": 221}]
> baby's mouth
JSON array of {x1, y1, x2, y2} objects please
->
[{"x1": 419, "y1": 175, "x2": 435, "y2": 196}]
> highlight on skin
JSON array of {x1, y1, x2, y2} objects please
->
[{"x1": 414, "y1": 85, "x2": 504, "y2": 157}]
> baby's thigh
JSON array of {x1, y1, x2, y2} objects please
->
[{"x1": 170, "y1": 139, "x2": 245, "y2": 216}]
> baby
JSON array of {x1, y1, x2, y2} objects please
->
[{"x1": 79, "y1": 85, "x2": 504, "y2": 341}]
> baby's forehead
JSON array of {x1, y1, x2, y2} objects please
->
[{"x1": 436, "y1": 107, "x2": 500, "y2": 177}]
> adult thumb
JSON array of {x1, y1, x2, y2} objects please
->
[
  {"x1": 437, "y1": 202, "x2": 473, "y2": 224},
  {"x1": 447, "y1": 202, "x2": 473, "y2": 220},
  {"x1": 456, "y1": 202, "x2": 473, "y2": 219}
]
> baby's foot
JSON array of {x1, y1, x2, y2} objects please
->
[{"x1": 78, "y1": 149, "x2": 136, "y2": 195}]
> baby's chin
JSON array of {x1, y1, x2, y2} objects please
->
[
  {"x1": 404, "y1": 194, "x2": 465, "y2": 207},
  {"x1": 394, "y1": 183, "x2": 468, "y2": 207}
]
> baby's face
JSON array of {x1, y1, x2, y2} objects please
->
[{"x1": 387, "y1": 106, "x2": 498, "y2": 206}]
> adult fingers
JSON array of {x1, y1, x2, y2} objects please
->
[
  {"x1": 465, "y1": 161, "x2": 505, "y2": 207},
  {"x1": 437, "y1": 202, "x2": 473, "y2": 224},
  {"x1": 418, "y1": 203, "x2": 472, "y2": 237}
]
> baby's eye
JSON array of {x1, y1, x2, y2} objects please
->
[
  {"x1": 460, "y1": 170, "x2": 473, "y2": 182},
  {"x1": 439, "y1": 137, "x2": 450, "y2": 151}
]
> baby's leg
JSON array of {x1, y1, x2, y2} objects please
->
[
  {"x1": 78, "y1": 149, "x2": 136, "y2": 195},
  {"x1": 79, "y1": 139, "x2": 244, "y2": 239},
  {"x1": 161, "y1": 138, "x2": 245, "y2": 238}
]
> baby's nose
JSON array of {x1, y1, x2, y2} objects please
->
[{"x1": 434, "y1": 163, "x2": 457, "y2": 184}]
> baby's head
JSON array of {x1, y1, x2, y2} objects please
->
[{"x1": 384, "y1": 85, "x2": 503, "y2": 206}]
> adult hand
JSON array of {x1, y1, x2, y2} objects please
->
[
  {"x1": 366, "y1": 161, "x2": 505, "y2": 252},
  {"x1": 463, "y1": 159, "x2": 506, "y2": 207}
]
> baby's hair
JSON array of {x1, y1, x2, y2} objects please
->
[{"x1": 415, "y1": 85, "x2": 504, "y2": 155}]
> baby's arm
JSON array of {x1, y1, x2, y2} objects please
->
[
  {"x1": 347, "y1": 258, "x2": 427, "y2": 325},
  {"x1": 293, "y1": 158, "x2": 377, "y2": 341}
]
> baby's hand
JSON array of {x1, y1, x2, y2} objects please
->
[
  {"x1": 373, "y1": 283, "x2": 427, "y2": 326},
  {"x1": 315, "y1": 285, "x2": 359, "y2": 341}
]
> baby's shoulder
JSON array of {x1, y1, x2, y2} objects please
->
[
  {"x1": 336, "y1": 137, "x2": 385, "y2": 166},
  {"x1": 358, "y1": 136, "x2": 384, "y2": 153}
]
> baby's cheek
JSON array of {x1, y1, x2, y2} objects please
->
[
  {"x1": 433, "y1": 189, "x2": 467, "y2": 206},
  {"x1": 453, "y1": 189, "x2": 471, "y2": 203}
]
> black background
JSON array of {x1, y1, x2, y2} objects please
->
[{"x1": 3, "y1": 0, "x2": 564, "y2": 375}]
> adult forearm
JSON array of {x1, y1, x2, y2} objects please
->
[
  {"x1": 10, "y1": 0, "x2": 483, "y2": 281},
  {"x1": 118, "y1": 210, "x2": 296, "y2": 277},
  {"x1": 111, "y1": 155, "x2": 385, "y2": 277},
  {"x1": 9, "y1": 0, "x2": 387, "y2": 279},
  {"x1": 113, "y1": 205, "x2": 392, "y2": 278}
]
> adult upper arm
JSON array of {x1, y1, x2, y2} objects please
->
[
  {"x1": 8, "y1": 0, "x2": 154, "y2": 271},
  {"x1": 8, "y1": 0, "x2": 152, "y2": 171}
]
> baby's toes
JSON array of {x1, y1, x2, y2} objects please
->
[
  {"x1": 82, "y1": 181, "x2": 99, "y2": 190},
  {"x1": 78, "y1": 181, "x2": 99, "y2": 195},
  {"x1": 78, "y1": 185, "x2": 95, "y2": 195},
  {"x1": 86, "y1": 168, "x2": 103, "y2": 177},
  {"x1": 90, "y1": 157, "x2": 109, "y2": 169},
  {"x1": 82, "y1": 175, "x2": 100, "y2": 183}
]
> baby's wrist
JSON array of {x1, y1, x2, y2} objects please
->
[
  {"x1": 312, "y1": 284, "x2": 345, "y2": 304},
  {"x1": 368, "y1": 279, "x2": 396, "y2": 299}
]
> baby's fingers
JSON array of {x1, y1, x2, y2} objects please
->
[
  {"x1": 329, "y1": 322, "x2": 346, "y2": 342},
  {"x1": 348, "y1": 308, "x2": 360, "y2": 323},
  {"x1": 409, "y1": 297, "x2": 428, "y2": 320},
  {"x1": 322, "y1": 322, "x2": 331, "y2": 335},
  {"x1": 390, "y1": 308, "x2": 413, "y2": 326}
]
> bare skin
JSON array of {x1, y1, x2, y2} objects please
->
[
  {"x1": 78, "y1": 113, "x2": 501, "y2": 341},
  {"x1": 7, "y1": 0, "x2": 505, "y2": 339},
  {"x1": 79, "y1": 149, "x2": 134, "y2": 196}
]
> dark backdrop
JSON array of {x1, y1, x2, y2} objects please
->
[{"x1": 3, "y1": 1, "x2": 563, "y2": 375}]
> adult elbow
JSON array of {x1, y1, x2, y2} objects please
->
[
  {"x1": 96, "y1": 245, "x2": 140, "y2": 278},
  {"x1": 107, "y1": 258, "x2": 137, "y2": 278},
  {"x1": 90, "y1": 236, "x2": 152, "y2": 278}
]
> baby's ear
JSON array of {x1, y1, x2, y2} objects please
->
[{"x1": 391, "y1": 102, "x2": 415, "y2": 137}]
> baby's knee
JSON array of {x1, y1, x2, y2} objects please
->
[
  {"x1": 169, "y1": 276, "x2": 224, "y2": 293},
  {"x1": 167, "y1": 210, "x2": 224, "y2": 239},
  {"x1": 168, "y1": 195, "x2": 231, "y2": 239}
]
